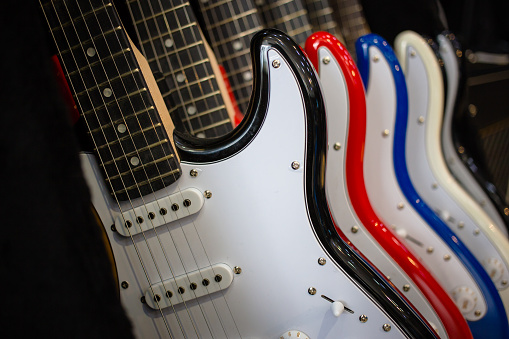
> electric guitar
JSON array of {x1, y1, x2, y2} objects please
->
[
  {"x1": 357, "y1": 33, "x2": 509, "y2": 338},
  {"x1": 305, "y1": 31, "x2": 470, "y2": 339},
  {"x1": 394, "y1": 29, "x2": 509, "y2": 322},
  {"x1": 302, "y1": 0, "x2": 343, "y2": 41},
  {"x1": 120, "y1": 0, "x2": 235, "y2": 138},
  {"x1": 38, "y1": 0, "x2": 438, "y2": 336},
  {"x1": 190, "y1": 0, "x2": 263, "y2": 116},
  {"x1": 255, "y1": 0, "x2": 313, "y2": 45},
  {"x1": 330, "y1": 0, "x2": 370, "y2": 55},
  {"x1": 438, "y1": 31, "x2": 509, "y2": 236}
]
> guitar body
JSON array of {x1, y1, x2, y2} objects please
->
[
  {"x1": 437, "y1": 32, "x2": 509, "y2": 237},
  {"x1": 69, "y1": 19, "x2": 437, "y2": 336},
  {"x1": 357, "y1": 33, "x2": 509, "y2": 338},
  {"x1": 394, "y1": 30, "x2": 509, "y2": 317},
  {"x1": 304, "y1": 32, "x2": 469, "y2": 339}
]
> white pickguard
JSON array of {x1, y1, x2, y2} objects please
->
[
  {"x1": 362, "y1": 43, "x2": 487, "y2": 321},
  {"x1": 82, "y1": 49, "x2": 408, "y2": 338},
  {"x1": 438, "y1": 34, "x2": 508, "y2": 237},
  {"x1": 319, "y1": 47, "x2": 446, "y2": 337},
  {"x1": 394, "y1": 31, "x2": 509, "y2": 315}
]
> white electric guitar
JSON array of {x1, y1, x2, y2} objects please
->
[
  {"x1": 38, "y1": 0, "x2": 438, "y2": 337},
  {"x1": 394, "y1": 30, "x2": 509, "y2": 317},
  {"x1": 438, "y1": 32, "x2": 509, "y2": 237},
  {"x1": 304, "y1": 31, "x2": 474, "y2": 338},
  {"x1": 358, "y1": 33, "x2": 509, "y2": 338}
]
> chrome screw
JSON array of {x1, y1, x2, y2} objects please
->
[{"x1": 272, "y1": 59, "x2": 281, "y2": 68}]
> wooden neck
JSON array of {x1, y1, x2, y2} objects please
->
[
  {"x1": 40, "y1": 0, "x2": 181, "y2": 201},
  {"x1": 124, "y1": 0, "x2": 234, "y2": 138}
]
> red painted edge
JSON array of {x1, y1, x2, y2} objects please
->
[
  {"x1": 51, "y1": 55, "x2": 80, "y2": 125},
  {"x1": 305, "y1": 32, "x2": 472, "y2": 339},
  {"x1": 218, "y1": 65, "x2": 243, "y2": 127}
]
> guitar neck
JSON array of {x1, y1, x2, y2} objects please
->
[
  {"x1": 124, "y1": 0, "x2": 234, "y2": 138},
  {"x1": 255, "y1": 0, "x2": 313, "y2": 46},
  {"x1": 40, "y1": 0, "x2": 181, "y2": 201},
  {"x1": 302, "y1": 0, "x2": 343, "y2": 42},
  {"x1": 193, "y1": 0, "x2": 263, "y2": 114},
  {"x1": 333, "y1": 0, "x2": 370, "y2": 53}
]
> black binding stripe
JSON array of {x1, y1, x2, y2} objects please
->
[{"x1": 175, "y1": 28, "x2": 437, "y2": 338}]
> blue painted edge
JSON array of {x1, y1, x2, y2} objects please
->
[{"x1": 356, "y1": 33, "x2": 509, "y2": 338}]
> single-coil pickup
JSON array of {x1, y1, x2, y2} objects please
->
[
  {"x1": 114, "y1": 188, "x2": 204, "y2": 236},
  {"x1": 144, "y1": 264, "x2": 234, "y2": 310}
]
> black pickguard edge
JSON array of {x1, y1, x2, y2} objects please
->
[{"x1": 175, "y1": 28, "x2": 437, "y2": 338}]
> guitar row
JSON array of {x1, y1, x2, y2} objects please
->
[{"x1": 36, "y1": 0, "x2": 509, "y2": 338}]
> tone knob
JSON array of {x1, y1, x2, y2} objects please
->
[
  {"x1": 279, "y1": 330, "x2": 310, "y2": 338},
  {"x1": 483, "y1": 258, "x2": 505, "y2": 283},
  {"x1": 451, "y1": 286, "x2": 477, "y2": 314}
]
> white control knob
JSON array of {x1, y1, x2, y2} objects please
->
[
  {"x1": 451, "y1": 286, "x2": 477, "y2": 314},
  {"x1": 483, "y1": 258, "x2": 504, "y2": 283},
  {"x1": 279, "y1": 330, "x2": 310, "y2": 338},
  {"x1": 331, "y1": 301, "x2": 345, "y2": 317}
]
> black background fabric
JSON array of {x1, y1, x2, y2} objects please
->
[{"x1": 0, "y1": 1, "x2": 133, "y2": 337}]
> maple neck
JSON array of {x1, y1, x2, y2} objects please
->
[
  {"x1": 125, "y1": 0, "x2": 233, "y2": 138},
  {"x1": 334, "y1": 0, "x2": 370, "y2": 52},
  {"x1": 40, "y1": 0, "x2": 181, "y2": 201},
  {"x1": 255, "y1": 0, "x2": 313, "y2": 46},
  {"x1": 302, "y1": 0, "x2": 341, "y2": 39},
  {"x1": 193, "y1": 0, "x2": 263, "y2": 113}
]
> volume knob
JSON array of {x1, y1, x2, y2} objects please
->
[
  {"x1": 483, "y1": 257, "x2": 504, "y2": 283},
  {"x1": 451, "y1": 286, "x2": 477, "y2": 314},
  {"x1": 279, "y1": 330, "x2": 310, "y2": 338}
]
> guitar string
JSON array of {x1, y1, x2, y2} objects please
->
[
  {"x1": 129, "y1": 0, "x2": 231, "y2": 138},
  {"x1": 56, "y1": 0, "x2": 240, "y2": 338},
  {"x1": 42, "y1": 0, "x2": 189, "y2": 336},
  {"x1": 126, "y1": 0, "x2": 234, "y2": 336},
  {"x1": 85, "y1": 0, "x2": 218, "y2": 336},
  {"x1": 197, "y1": 0, "x2": 261, "y2": 113}
]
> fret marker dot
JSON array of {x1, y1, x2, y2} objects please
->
[
  {"x1": 164, "y1": 39, "x2": 174, "y2": 48},
  {"x1": 242, "y1": 71, "x2": 252, "y2": 81},
  {"x1": 176, "y1": 73, "x2": 186, "y2": 83},
  {"x1": 117, "y1": 124, "x2": 127, "y2": 133},
  {"x1": 86, "y1": 47, "x2": 96, "y2": 57},
  {"x1": 196, "y1": 132, "x2": 206, "y2": 138},
  {"x1": 233, "y1": 40, "x2": 243, "y2": 51},
  {"x1": 103, "y1": 88, "x2": 112, "y2": 97},
  {"x1": 187, "y1": 106, "x2": 197, "y2": 115},
  {"x1": 130, "y1": 157, "x2": 140, "y2": 166}
]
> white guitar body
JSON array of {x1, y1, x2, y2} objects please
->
[
  {"x1": 81, "y1": 48, "x2": 409, "y2": 338},
  {"x1": 437, "y1": 33, "x2": 508, "y2": 237},
  {"x1": 394, "y1": 31, "x2": 509, "y2": 315},
  {"x1": 361, "y1": 42, "x2": 487, "y2": 321},
  {"x1": 318, "y1": 46, "x2": 446, "y2": 336}
]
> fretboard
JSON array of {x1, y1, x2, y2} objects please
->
[
  {"x1": 333, "y1": 0, "x2": 370, "y2": 53},
  {"x1": 303, "y1": 0, "x2": 343, "y2": 42},
  {"x1": 255, "y1": 0, "x2": 313, "y2": 46},
  {"x1": 193, "y1": 0, "x2": 263, "y2": 114},
  {"x1": 40, "y1": 0, "x2": 181, "y2": 201},
  {"x1": 125, "y1": 0, "x2": 233, "y2": 138}
]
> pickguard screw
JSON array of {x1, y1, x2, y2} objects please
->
[
  {"x1": 410, "y1": 50, "x2": 416, "y2": 57},
  {"x1": 190, "y1": 169, "x2": 198, "y2": 177},
  {"x1": 323, "y1": 56, "x2": 331, "y2": 64},
  {"x1": 351, "y1": 226, "x2": 359, "y2": 233},
  {"x1": 504, "y1": 208, "x2": 509, "y2": 216},
  {"x1": 291, "y1": 161, "x2": 300, "y2": 170},
  {"x1": 383, "y1": 324, "x2": 391, "y2": 332},
  {"x1": 204, "y1": 190, "x2": 212, "y2": 199},
  {"x1": 121, "y1": 281, "x2": 129, "y2": 289},
  {"x1": 308, "y1": 287, "x2": 317, "y2": 295},
  {"x1": 397, "y1": 203, "x2": 404, "y2": 210},
  {"x1": 418, "y1": 116, "x2": 425, "y2": 124},
  {"x1": 427, "y1": 247, "x2": 434, "y2": 254},
  {"x1": 111, "y1": 224, "x2": 117, "y2": 232},
  {"x1": 431, "y1": 183, "x2": 438, "y2": 189},
  {"x1": 403, "y1": 284, "x2": 410, "y2": 292},
  {"x1": 272, "y1": 59, "x2": 281, "y2": 68},
  {"x1": 474, "y1": 310, "x2": 482, "y2": 317},
  {"x1": 473, "y1": 229, "x2": 480, "y2": 235},
  {"x1": 234, "y1": 266, "x2": 242, "y2": 274},
  {"x1": 444, "y1": 254, "x2": 451, "y2": 261},
  {"x1": 502, "y1": 280, "x2": 508, "y2": 286},
  {"x1": 359, "y1": 315, "x2": 368, "y2": 323},
  {"x1": 373, "y1": 55, "x2": 380, "y2": 62},
  {"x1": 382, "y1": 129, "x2": 390, "y2": 137},
  {"x1": 468, "y1": 104, "x2": 478, "y2": 117},
  {"x1": 458, "y1": 222, "x2": 465, "y2": 229},
  {"x1": 333, "y1": 142, "x2": 341, "y2": 150},
  {"x1": 318, "y1": 257, "x2": 326, "y2": 266}
]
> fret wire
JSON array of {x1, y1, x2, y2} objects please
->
[
  {"x1": 192, "y1": 119, "x2": 232, "y2": 134},
  {"x1": 67, "y1": 48, "x2": 131, "y2": 77},
  {"x1": 105, "y1": 153, "x2": 176, "y2": 182},
  {"x1": 114, "y1": 168, "x2": 181, "y2": 196},
  {"x1": 140, "y1": 22, "x2": 195, "y2": 45},
  {"x1": 132, "y1": 2, "x2": 188, "y2": 24},
  {"x1": 60, "y1": 25, "x2": 121, "y2": 55},
  {"x1": 160, "y1": 58, "x2": 210, "y2": 77},
  {"x1": 210, "y1": 26, "x2": 260, "y2": 48},
  {"x1": 206, "y1": 9, "x2": 259, "y2": 31},
  {"x1": 94, "y1": 122, "x2": 162, "y2": 152},
  {"x1": 47, "y1": 2, "x2": 111, "y2": 32},
  {"x1": 166, "y1": 90, "x2": 223, "y2": 113},
  {"x1": 98, "y1": 135, "x2": 166, "y2": 165},
  {"x1": 164, "y1": 74, "x2": 216, "y2": 97},
  {"x1": 128, "y1": 0, "x2": 231, "y2": 138},
  {"x1": 75, "y1": 68, "x2": 139, "y2": 97},
  {"x1": 82, "y1": 87, "x2": 147, "y2": 116},
  {"x1": 180, "y1": 105, "x2": 227, "y2": 121}
]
